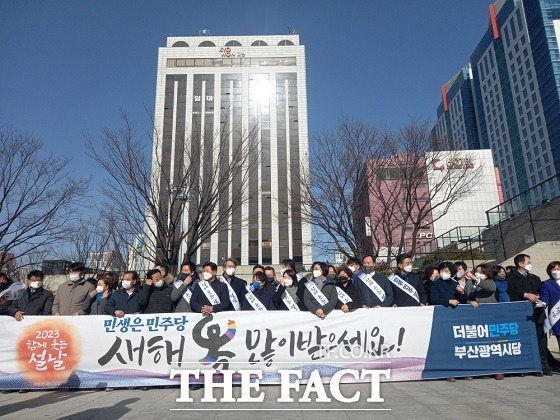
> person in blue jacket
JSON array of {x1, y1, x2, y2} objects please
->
[
  {"x1": 540, "y1": 261, "x2": 560, "y2": 348},
  {"x1": 429, "y1": 261, "x2": 468, "y2": 307},
  {"x1": 492, "y1": 265, "x2": 510, "y2": 302}
]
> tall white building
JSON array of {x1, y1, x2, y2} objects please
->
[{"x1": 148, "y1": 35, "x2": 313, "y2": 268}]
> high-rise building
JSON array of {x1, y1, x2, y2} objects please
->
[
  {"x1": 435, "y1": 0, "x2": 560, "y2": 203},
  {"x1": 147, "y1": 35, "x2": 312, "y2": 269}
]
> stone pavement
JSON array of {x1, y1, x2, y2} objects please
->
[{"x1": 0, "y1": 373, "x2": 559, "y2": 420}]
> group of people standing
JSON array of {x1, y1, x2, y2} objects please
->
[{"x1": 1, "y1": 253, "x2": 559, "y2": 379}]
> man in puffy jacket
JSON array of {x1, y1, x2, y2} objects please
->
[
  {"x1": 138, "y1": 269, "x2": 173, "y2": 314},
  {"x1": 105, "y1": 271, "x2": 146, "y2": 317}
]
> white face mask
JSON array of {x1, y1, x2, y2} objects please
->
[
  {"x1": 202, "y1": 272, "x2": 213, "y2": 281},
  {"x1": 524, "y1": 264, "x2": 533, "y2": 272},
  {"x1": 96, "y1": 285, "x2": 104, "y2": 294},
  {"x1": 69, "y1": 273, "x2": 81, "y2": 282},
  {"x1": 404, "y1": 265, "x2": 413, "y2": 273},
  {"x1": 225, "y1": 268, "x2": 235, "y2": 276},
  {"x1": 441, "y1": 272, "x2": 451, "y2": 281},
  {"x1": 121, "y1": 280, "x2": 132, "y2": 289},
  {"x1": 349, "y1": 265, "x2": 356, "y2": 273},
  {"x1": 475, "y1": 272, "x2": 486, "y2": 281},
  {"x1": 551, "y1": 270, "x2": 560, "y2": 280},
  {"x1": 284, "y1": 278, "x2": 293, "y2": 287},
  {"x1": 30, "y1": 281, "x2": 43, "y2": 289},
  {"x1": 312, "y1": 270, "x2": 322, "y2": 278},
  {"x1": 280, "y1": 268, "x2": 287, "y2": 276},
  {"x1": 456, "y1": 269, "x2": 465, "y2": 278},
  {"x1": 155, "y1": 279, "x2": 164, "y2": 288}
]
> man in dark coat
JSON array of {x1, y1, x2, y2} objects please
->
[
  {"x1": 391, "y1": 253, "x2": 428, "y2": 307},
  {"x1": 190, "y1": 262, "x2": 231, "y2": 315},
  {"x1": 9, "y1": 270, "x2": 53, "y2": 320},
  {"x1": 354, "y1": 255, "x2": 394, "y2": 307},
  {"x1": 138, "y1": 269, "x2": 174, "y2": 314},
  {"x1": 105, "y1": 271, "x2": 146, "y2": 316},
  {"x1": 507, "y1": 253, "x2": 551, "y2": 376},
  {"x1": 219, "y1": 258, "x2": 247, "y2": 310}
]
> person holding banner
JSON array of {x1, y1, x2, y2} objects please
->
[
  {"x1": 354, "y1": 255, "x2": 394, "y2": 308},
  {"x1": 429, "y1": 262, "x2": 467, "y2": 307},
  {"x1": 493, "y1": 265, "x2": 510, "y2": 302},
  {"x1": 138, "y1": 269, "x2": 173, "y2": 314},
  {"x1": 190, "y1": 262, "x2": 231, "y2": 315},
  {"x1": 8, "y1": 270, "x2": 53, "y2": 320},
  {"x1": 52, "y1": 262, "x2": 95, "y2": 316},
  {"x1": 463, "y1": 264, "x2": 497, "y2": 304},
  {"x1": 304, "y1": 265, "x2": 338, "y2": 319},
  {"x1": 241, "y1": 272, "x2": 275, "y2": 311},
  {"x1": 541, "y1": 261, "x2": 560, "y2": 349},
  {"x1": 390, "y1": 253, "x2": 427, "y2": 307},
  {"x1": 507, "y1": 253, "x2": 552, "y2": 376},
  {"x1": 334, "y1": 266, "x2": 363, "y2": 312},
  {"x1": 104, "y1": 271, "x2": 145, "y2": 317},
  {"x1": 273, "y1": 269, "x2": 303, "y2": 311},
  {"x1": 171, "y1": 260, "x2": 198, "y2": 313}
]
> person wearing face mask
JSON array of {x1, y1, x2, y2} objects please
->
[
  {"x1": 9, "y1": 270, "x2": 53, "y2": 320},
  {"x1": 540, "y1": 261, "x2": 560, "y2": 350},
  {"x1": 507, "y1": 253, "x2": 551, "y2": 376},
  {"x1": 264, "y1": 266, "x2": 279, "y2": 293},
  {"x1": 335, "y1": 266, "x2": 363, "y2": 312},
  {"x1": 52, "y1": 262, "x2": 95, "y2": 316},
  {"x1": 171, "y1": 260, "x2": 199, "y2": 313},
  {"x1": 327, "y1": 265, "x2": 337, "y2": 278},
  {"x1": 214, "y1": 258, "x2": 246, "y2": 311},
  {"x1": 303, "y1": 264, "x2": 339, "y2": 319},
  {"x1": 492, "y1": 265, "x2": 510, "y2": 302},
  {"x1": 310, "y1": 261, "x2": 328, "y2": 290},
  {"x1": 453, "y1": 261, "x2": 468, "y2": 289},
  {"x1": 463, "y1": 264, "x2": 497, "y2": 306},
  {"x1": 390, "y1": 254, "x2": 427, "y2": 307},
  {"x1": 190, "y1": 262, "x2": 231, "y2": 315},
  {"x1": 355, "y1": 255, "x2": 394, "y2": 308},
  {"x1": 429, "y1": 262, "x2": 467, "y2": 307},
  {"x1": 82, "y1": 277, "x2": 115, "y2": 315},
  {"x1": 281, "y1": 258, "x2": 303, "y2": 280},
  {"x1": 273, "y1": 269, "x2": 304, "y2": 310},
  {"x1": 105, "y1": 271, "x2": 145, "y2": 317},
  {"x1": 155, "y1": 262, "x2": 175, "y2": 286},
  {"x1": 0, "y1": 273, "x2": 14, "y2": 315},
  {"x1": 138, "y1": 268, "x2": 174, "y2": 314},
  {"x1": 241, "y1": 272, "x2": 275, "y2": 311},
  {"x1": 346, "y1": 257, "x2": 362, "y2": 276}
]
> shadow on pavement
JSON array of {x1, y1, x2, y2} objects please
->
[
  {"x1": 57, "y1": 398, "x2": 140, "y2": 420},
  {"x1": 0, "y1": 390, "x2": 98, "y2": 416}
]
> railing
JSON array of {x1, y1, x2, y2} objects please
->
[{"x1": 486, "y1": 173, "x2": 560, "y2": 226}]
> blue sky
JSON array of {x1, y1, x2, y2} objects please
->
[{"x1": 0, "y1": 0, "x2": 493, "y2": 259}]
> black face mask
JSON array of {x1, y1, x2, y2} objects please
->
[
  {"x1": 326, "y1": 274, "x2": 336, "y2": 281},
  {"x1": 363, "y1": 266, "x2": 375, "y2": 274},
  {"x1": 495, "y1": 274, "x2": 506, "y2": 281},
  {"x1": 338, "y1": 277, "x2": 349, "y2": 284}
]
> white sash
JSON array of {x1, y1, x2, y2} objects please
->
[
  {"x1": 388, "y1": 274, "x2": 420, "y2": 303},
  {"x1": 244, "y1": 285, "x2": 267, "y2": 311},
  {"x1": 218, "y1": 276, "x2": 241, "y2": 310},
  {"x1": 336, "y1": 286, "x2": 353, "y2": 304},
  {"x1": 198, "y1": 280, "x2": 220, "y2": 305},
  {"x1": 545, "y1": 300, "x2": 560, "y2": 333},
  {"x1": 358, "y1": 272, "x2": 386, "y2": 302},
  {"x1": 173, "y1": 280, "x2": 192, "y2": 303},
  {"x1": 304, "y1": 281, "x2": 329, "y2": 306},
  {"x1": 281, "y1": 288, "x2": 300, "y2": 311}
]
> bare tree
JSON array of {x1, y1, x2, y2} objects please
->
[
  {"x1": 86, "y1": 112, "x2": 258, "y2": 273},
  {"x1": 294, "y1": 117, "x2": 483, "y2": 262},
  {"x1": 0, "y1": 126, "x2": 89, "y2": 272}
]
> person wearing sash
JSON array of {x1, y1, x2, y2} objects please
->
[
  {"x1": 541, "y1": 261, "x2": 560, "y2": 349},
  {"x1": 273, "y1": 269, "x2": 304, "y2": 311},
  {"x1": 304, "y1": 267, "x2": 338, "y2": 319},
  {"x1": 311, "y1": 261, "x2": 328, "y2": 290},
  {"x1": 241, "y1": 272, "x2": 275, "y2": 310},
  {"x1": 507, "y1": 253, "x2": 551, "y2": 376},
  {"x1": 171, "y1": 260, "x2": 198, "y2": 312},
  {"x1": 219, "y1": 258, "x2": 247, "y2": 310},
  {"x1": 138, "y1": 268, "x2": 174, "y2": 314},
  {"x1": 335, "y1": 266, "x2": 363, "y2": 312},
  {"x1": 390, "y1": 253, "x2": 427, "y2": 307},
  {"x1": 190, "y1": 262, "x2": 231, "y2": 315},
  {"x1": 355, "y1": 255, "x2": 394, "y2": 308}
]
